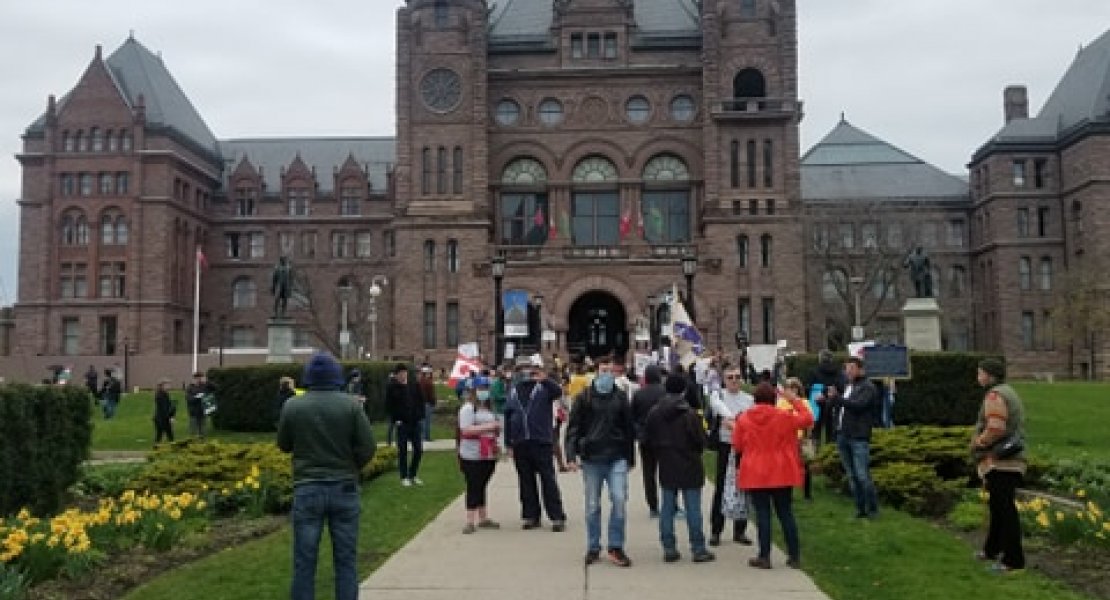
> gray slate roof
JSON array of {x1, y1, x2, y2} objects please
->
[
  {"x1": 993, "y1": 28, "x2": 1110, "y2": 142},
  {"x1": 489, "y1": 0, "x2": 700, "y2": 39},
  {"x1": 218, "y1": 138, "x2": 395, "y2": 194},
  {"x1": 801, "y1": 119, "x2": 968, "y2": 201}
]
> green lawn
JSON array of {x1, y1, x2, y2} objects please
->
[
  {"x1": 122, "y1": 451, "x2": 464, "y2": 600},
  {"x1": 1013, "y1": 381, "x2": 1110, "y2": 461},
  {"x1": 91, "y1": 391, "x2": 457, "y2": 452}
]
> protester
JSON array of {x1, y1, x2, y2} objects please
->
[
  {"x1": 565, "y1": 357, "x2": 636, "y2": 567},
  {"x1": 807, "y1": 350, "x2": 845, "y2": 446},
  {"x1": 387, "y1": 363, "x2": 426, "y2": 486},
  {"x1": 707, "y1": 365, "x2": 754, "y2": 546},
  {"x1": 185, "y1": 371, "x2": 213, "y2": 438},
  {"x1": 504, "y1": 357, "x2": 567, "y2": 531},
  {"x1": 420, "y1": 366, "x2": 437, "y2": 442},
  {"x1": 644, "y1": 375, "x2": 714, "y2": 563},
  {"x1": 778, "y1": 378, "x2": 814, "y2": 501},
  {"x1": 100, "y1": 368, "x2": 122, "y2": 419},
  {"x1": 85, "y1": 365, "x2": 99, "y2": 401},
  {"x1": 631, "y1": 365, "x2": 666, "y2": 517},
  {"x1": 457, "y1": 376, "x2": 501, "y2": 534},
  {"x1": 153, "y1": 378, "x2": 176, "y2": 445},
  {"x1": 972, "y1": 358, "x2": 1026, "y2": 573},
  {"x1": 832, "y1": 357, "x2": 880, "y2": 518},
  {"x1": 275, "y1": 376, "x2": 297, "y2": 426},
  {"x1": 277, "y1": 351, "x2": 375, "y2": 600},
  {"x1": 733, "y1": 382, "x2": 812, "y2": 569}
]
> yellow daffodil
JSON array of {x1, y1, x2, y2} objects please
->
[{"x1": 1036, "y1": 512, "x2": 1050, "y2": 529}]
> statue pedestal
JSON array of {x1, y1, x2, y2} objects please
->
[
  {"x1": 267, "y1": 317, "x2": 295, "y2": 363},
  {"x1": 902, "y1": 298, "x2": 942, "y2": 351}
]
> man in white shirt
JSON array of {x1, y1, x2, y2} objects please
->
[{"x1": 707, "y1": 365, "x2": 754, "y2": 546}]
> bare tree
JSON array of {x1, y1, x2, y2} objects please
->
[{"x1": 1050, "y1": 253, "x2": 1110, "y2": 379}]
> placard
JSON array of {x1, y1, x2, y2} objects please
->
[{"x1": 862, "y1": 344, "x2": 911, "y2": 379}]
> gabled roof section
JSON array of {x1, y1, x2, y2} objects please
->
[
  {"x1": 489, "y1": 0, "x2": 701, "y2": 40},
  {"x1": 802, "y1": 119, "x2": 968, "y2": 201},
  {"x1": 218, "y1": 138, "x2": 395, "y2": 194},
  {"x1": 992, "y1": 29, "x2": 1110, "y2": 143},
  {"x1": 105, "y1": 37, "x2": 219, "y2": 156}
]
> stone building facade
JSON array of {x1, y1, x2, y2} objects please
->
[{"x1": 10, "y1": 2, "x2": 1110, "y2": 381}]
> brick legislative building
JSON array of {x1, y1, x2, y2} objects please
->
[{"x1": 9, "y1": 1, "x2": 1110, "y2": 382}]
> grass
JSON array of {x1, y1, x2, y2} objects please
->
[
  {"x1": 91, "y1": 391, "x2": 458, "y2": 452},
  {"x1": 1013, "y1": 381, "x2": 1110, "y2": 461},
  {"x1": 121, "y1": 451, "x2": 464, "y2": 600}
]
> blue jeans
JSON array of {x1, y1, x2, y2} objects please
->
[
  {"x1": 291, "y1": 480, "x2": 361, "y2": 600},
  {"x1": 581, "y1": 458, "x2": 628, "y2": 552},
  {"x1": 423, "y1": 404, "x2": 434, "y2": 441},
  {"x1": 660, "y1": 487, "x2": 707, "y2": 553},
  {"x1": 837, "y1": 436, "x2": 878, "y2": 516},
  {"x1": 396, "y1": 422, "x2": 423, "y2": 479},
  {"x1": 750, "y1": 487, "x2": 799, "y2": 561},
  {"x1": 103, "y1": 398, "x2": 118, "y2": 419}
]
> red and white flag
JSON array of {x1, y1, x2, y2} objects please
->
[
  {"x1": 448, "y1": 349, "x2": 483, "y2": 388},
  {"x1": 196, "y1": 246, "x2": 208, "y2": 270}
]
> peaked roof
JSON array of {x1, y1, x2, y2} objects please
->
[
  {"x1": 26, "y1": 37, "x2": 220, "y2": 159},
  {"x1": 992, "y1": 29, "x2": 1110, "y2": 143},
  {"x1": 801, "y1": 119, "x2": 968, "y2": 201},
  {"x1": 218, "y1": 138, "x2": 395, "y2": 194},
  {"x1": 488, "y1": 0, "x2": 700, "y2": 40}
]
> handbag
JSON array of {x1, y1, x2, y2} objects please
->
[
  {"x1": 992, "y1": 433, "x2": 1024, "y2": 459},
  {"x1": 721, "y1": 452, "x2": 749, "y2": 521}
]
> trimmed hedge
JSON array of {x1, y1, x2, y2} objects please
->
[
  {"x1": 207, "y1": 361, "x2": 397, "y2": 432},
  {"x1": 785, "y1": 352, "x2": 1004, "y2": 426},
  {"x1": 0, "y1": 383, "x2": 92, "y2": 516}
]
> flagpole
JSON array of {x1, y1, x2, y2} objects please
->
[{"x1": 191, "y1": 246, "x2": 201, "y2": 374}]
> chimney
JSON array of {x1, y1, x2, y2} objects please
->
[{"x1": 1004, "y1": 85, "x2": 1029, "y2": 123}]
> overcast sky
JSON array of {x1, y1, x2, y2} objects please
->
[{"x1": 1, "y1": 0, "x2": 1108, "y2": 305}]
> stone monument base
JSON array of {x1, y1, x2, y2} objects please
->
[
  {"x1": 902, "y1": 298, "x2": 942, "y2": 351},
  {"x1": 267, "y1": 317, "x2": 295, "y2": 363}
]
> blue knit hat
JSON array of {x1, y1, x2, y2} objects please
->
[{"x1": 303, "y1": 352, "x2": 344, "y2": 389}]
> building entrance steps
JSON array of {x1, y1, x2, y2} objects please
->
[{"x1": 359, "y1": 455, "x2": 830, "y2": 600}]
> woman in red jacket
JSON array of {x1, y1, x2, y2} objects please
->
[{"x1": 733, "y1": 382, "x2": 813, "y2": 569}]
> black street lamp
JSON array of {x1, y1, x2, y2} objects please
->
[
  {"x1": 647, "y1": 294, "x2": 658, "y2": 350},
  {"x1": 492, "y1": 256, "x2": 506, "y2": 367},
  {"x1": 122, "y1": 337, "x2": 130, "y2": 392},
  {"x1": 217, "y1": 315, "x2": 227, "y2": 367},
  {"x1": 682, "y1": 255, "x2": 698, "y2": 322}
]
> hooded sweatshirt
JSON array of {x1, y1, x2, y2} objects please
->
[
  {"x1": 732, "y1": 398, "x2": 813, "y2": 490},
  {"x1": 643, "y1": 393, "x2": 707, "y2": 489}
]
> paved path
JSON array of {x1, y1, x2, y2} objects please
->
[{"x1": 360, "y1": 458, "x2": 830, "y2": 600}]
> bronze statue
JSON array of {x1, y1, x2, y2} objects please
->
[
  {"x1": 903, "y1": 246, "x2": 933, "y2": 298},
  {"x1": 271, "y1": 256, "x2": 292, "y2": 317}
]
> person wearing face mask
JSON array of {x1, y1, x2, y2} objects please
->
[
  {"x1": 504, "y1": 356, "x2": 568, "y2": 531},
  {"x1": 457, "y1": 376, "x2": 501, "y2": 534},
  {"x1": 565, "y1": 356, "x2": 637, "y2": 568}
]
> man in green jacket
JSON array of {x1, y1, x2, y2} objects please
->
[{"x1": 278, "y1": 351, "x2": 375, "y2": 600}]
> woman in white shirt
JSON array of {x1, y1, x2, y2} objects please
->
[
  {"x1": 458, "y1": 376, "x2": 502, "y2": 534},
  {"x1": 707, "y1": 366, "x2": 754, "y2": 546}
]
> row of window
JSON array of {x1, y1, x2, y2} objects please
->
[
  {"x1": 225, "y1": 230, "x2": 393, "y2": 261},
  {"x1": 60, "y1": 315, "x2": 122, "y2": 355},
  {"x1": 59, "y1": 172, "x2": 129, "y2": 197},
  {"x1": 60, "y1": 210, "x2": 128, "y2": 246},
  {"x1": 972, "y1": 157, "x2": 1049, "y2": 197},
  {"x1": 422, "y1": 240, "x2": 462, "y2": 273},
  {"x1": 822, "y1": 265, "x2": 969, "y2": 302},
  {"x1": 736, "y1": 297, "x2": 776, "y2": 345},
  {"x1": 174, "y1": 177, "x2": 211, "y2": 212},
  {"x1": 493, "y1": 94, "x2": 697, "y2": 128},
  {"x1": 59, "y1": 128, "x2": 132, "y2": 153},
  {"x1": 1014, "y1": 206, "x2": 1051, "y2": 238},
  {"x1": 59, "y1": 262, "x2": 126, "y2": 299},
  {"x1": 729, "y1": 139, "x2": 775, "y2": 189},
  {"x1": 735, "y1": 234, "x2": 775, "y2": 269},
  {"x1": 420, "y1": 147, "x2": 464, "y2": 196},
  {"x1": 732, "y1": 199, "x2": 777, "y2": 216},
  {"x1": 812, "y1": 220, "x2": 966, "y2": 251},
  {"x1": 1017, "y1": 256, "x2": 1054, "y2": 292},
  {"x1": 569, "y1": 31, "x2": 619, "y2": 60},
  {"x1": 232, "y1": 184, "x2": 372, "y2": 218},
  {"x1": 1020, "y1": 310, "x2": 1055, "y2": 351}
]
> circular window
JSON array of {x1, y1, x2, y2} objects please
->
[
  {"x1": 419, "y1": 68, "x2": 462, "y2": 113},
  {"x1": 625, "y1": 96, "x2": 651, "y2": 124},
  {"x1": 670, "y1": 95, "x2": 696, "y2": 122},
  {"x1": 538, "y1": 98, "x2": 564, "y2": 126},
  {"x1": 494, "y1": 99, "x2": 521, "y2": 126}
]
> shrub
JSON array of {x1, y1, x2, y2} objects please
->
[
  {"x1": 785, "y1": 352, "x2": 1003, "y2": 426},
  {"x1": 0, "y1": 562, "x2": 29, "y2": 600},
  {"x1": 207, "y1": 361, "x2": 396, "y2": 432},
  {"x1": 871, "y1": 462, "x2": 964, "y2": 516},
  {"x1": 0, "y1": 384, "x2": 92, "y2": 516}
]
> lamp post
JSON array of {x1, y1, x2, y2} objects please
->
[
  {"x1": 122, "y1": 337, "x2": 130, "y2": 392},
  {"x1": 492, "y1": 256, "x2": 506, "y2": 367},
  {"x1": 337, "y1": 280, "x2": 354, "y2": 360},
  {"x1": 217, "y1": 315, "x2": 227, "y2": 367},
  {"x1": 367, "y1": 275, "x2": 387, "y2": 361},
  {"x1": 850, "y1": 275, "x2": 865, "y2": 341},
  {"x1": 647, "y1": 294, "x2": 658, "y2": 350},
  {"x1": 682, "y1": 255, "x2": 698, "y2": 322}
]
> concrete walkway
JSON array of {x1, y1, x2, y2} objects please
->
[{"x1": 360, "y1": 458, "x2": 830, "y2": 600}]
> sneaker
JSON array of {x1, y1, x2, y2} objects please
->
[
  {"x1": 522, "y1": 520, "x2": 541, "y2": 530},
  {"x1": 478, "y1": 519, "x2": 500, "y2": 529},
  {"x1": 988, "y1": 563, "x2": 1024, "y2": 575},
  {"x1": 462, "y1": 523, "x2": 477, "y2": 534},
  {"x1": 692, "y1": 550, "x2": 716, "y2": 563},
  {"x1": 748, "y1": 557, "x2": 772, "y2": 569},
  {"x1": 785, "y1": 557, "x2": 801, "y2": 569},
  {"x1": 663, "y1": 549, "x2": 681, "y2": 563},
  {"x1": 401, "y1": 478, "x2": 413, "y2": 487},
  {"x1": 708, "y1": 534, "x2": 721, "y2": 547},
  {"x1": 607, "y1": 548, "x2": 632, "y2": 567},
  {"x1": 584, "y1": 549, "x2": 601, "y2": 565},
  {"x1": 551, "y1": 520, "x2": 566, "y2": 532},
  {"x1": 412, "y1": 477, "x2": 425, "y2": 486},
  {"x1": 734, "y1": 533, "x2": 753, "y2": 545}
]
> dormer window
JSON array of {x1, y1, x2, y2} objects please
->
[{"x1": 569, "y1": 31, "x2": 619, "y2": 61}]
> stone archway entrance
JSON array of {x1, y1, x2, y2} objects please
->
[{"x1": 567, "y1": 291, "x2": 628, "y2": 360}]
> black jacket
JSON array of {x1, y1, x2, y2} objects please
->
[
  {"x1": 565, "y1": 383, "x2": 635, "y2": 466},
  {"x1": 153, "y1": 390, "x2": 176, "y2": 422},
  {"x1": 186, "y1": 382, "x2": 214, "y2": 417},
  {"x1": 808, "y1": 359, "x2": 845, "y2": 405},
  {"x1": 643, "y1": 393, "x2": 706, "y2": 489},
  {"x1": 504, "y1": 377, "x2": 563, "y2": 446},
  {"x1": 631, "y1": 383, "x2": 666, "y2": 441},
  {"x1": 833, "y1": 375, "x2": 879, "y2": 440},
  {"x1": 386, "y1": 378, "x2": 425, "y2": 425}
]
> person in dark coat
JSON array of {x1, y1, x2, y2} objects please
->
[
  {"x1": 185, "y1": 371, "x2": 214, "y2": 439},
  {"x1": 504, "y1": 357, "x2": 568, "y2": 531},
  {"x1": 386, "y1": 363, "x2": 426, "y2": 486},
  {"x1": 85, "y1": 365, "x2": 99, "y2": 402},
  {"x1": 807, "y1": 350, "x2": 845, "y2": 445},
  {"x1": 631, "y1": 365, "x2": 666, "y2": 516},
  {"x1": 275, "y1": 376, "x2": 297, "y2": 426},
  {"x1": 100, "y1": 369, "x2": 122, "y2": 419},
  {"x1": 643, "y1": 375, "x2": 714, "y2": 563},
  {"x1": 153, "y1": 378, "x2": 176, "y2": 445}
]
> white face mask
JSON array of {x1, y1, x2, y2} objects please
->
[{"x1": 476, "y1": 390, "x2": 490, "y2": 401}]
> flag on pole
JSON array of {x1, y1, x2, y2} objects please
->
[
  {"x1": 669, "y1": 284, "x2": 705, "y2": 368},
  {"x1": 196, "y1": 247, "x2": 208, "y2": 270},
  {"x1": 191, "y1": 245, "x2": 206, "y2": 374},
  {"x1": 448, "y1": 343, "x2": 483, "y2": 388},
  {"x1": 619, "y1": 207, "x2": 632, "y2": 239}
]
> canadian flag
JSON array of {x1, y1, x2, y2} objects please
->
[{"x1": 447, "y1": 342, "x2": 483, "y2": 388}]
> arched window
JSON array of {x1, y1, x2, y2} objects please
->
[
  {"x1": 736, "y1": 235, "x2": 749, "y2": 268},
  {"x1": 1039, "y1": 257, "x2": 1053, "y2": 290},
  {"x1": 446, "y1": 240, "x2": 460, "y2": 273},
  {"x1": 572, "y1": 156, "x2": 619, "y2": 183},
  {"x1": 642, "y1": 155, "x2": 691, "y2": 244},
  {"x1": 733, "y1": 68, "x2": 767, "y2": 98},
  {"x1": 760, "y1": 234, "x2": 773, "y2": 268},
  {"x1": 61, "y1": 212, "x2": 78, "y2": 246},
  {"x1": 423, "y1": 240, "x2": 436, "y2": 272},
  {"x1": 100, "y1": 209, "x2": 126, "y2": 245},
  {"x1": 115, "y1": 217, "x2": 129, "y2": 245},
  {"x1": 571, "y1": 156, "x2": 620, "y2": 246},
  {"x1": 500, "y1": 158, "x2": 550, "y2": 246},
  {"x1": 232, "y1": 277, "x2": 257, "y2": 309}
]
